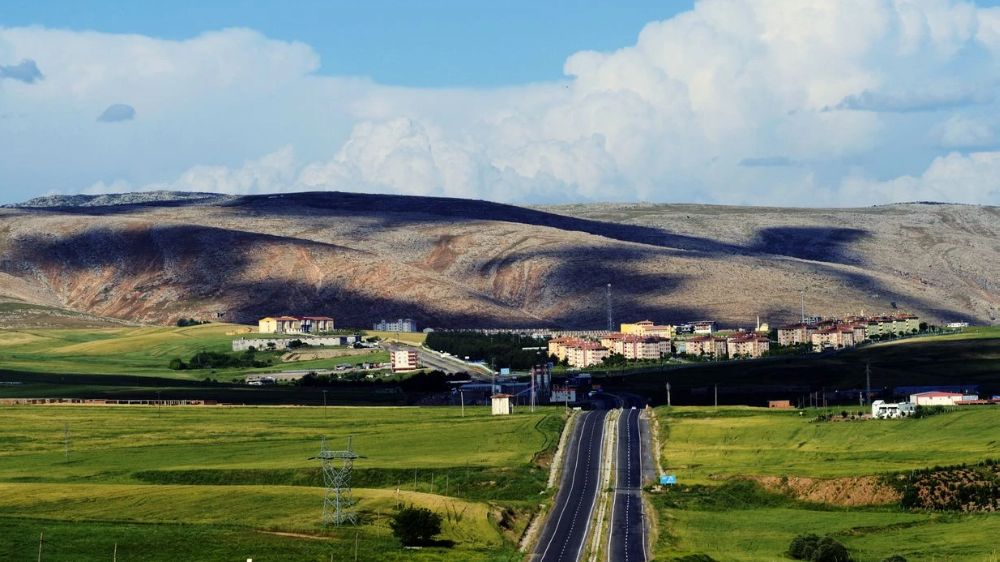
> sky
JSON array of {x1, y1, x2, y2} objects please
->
[{"x1": 2, "y1": 0, "x2": 1000, "y2": 206}]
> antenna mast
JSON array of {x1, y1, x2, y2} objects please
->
[{"x1": 312, "y1": 437, "x2": 361, "y2": 525}]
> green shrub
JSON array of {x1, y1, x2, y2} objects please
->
[
  {"x1": 788, "y1": 534, "x2": 852, "y2": 562},
  {"x1": 390, "y1": 506, "x2": 442, "y2": 546},
  {"x1": 168, "y1": 358, "x2": 186, "y2": 370},
  {"x1": 788, "y1": 534, "x2": 820, "y2": 559},
  {"x1": 673, "y1": 555, "x2": 718, "y2": 562}
]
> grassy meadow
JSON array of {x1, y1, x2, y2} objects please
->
[
  {"x1": 653, "y1": 406, "x2": 1000, "y2": 561},
  {"x1": 0, "y1": 323, "x2": 391, "y2": 380},
  {"x1": 0, "y1": 405, "x2": 564, "y2": 561}
]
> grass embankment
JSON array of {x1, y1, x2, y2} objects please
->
[
  {"x1": 0, "y1": 405, "x2": 564, "y2": 561},
  {"x1": 653, "y1": 406, "x2": 1000, "y2": 561},
  {"x1": 0, "y1": 324, "x2": 389, "y2": 380}
]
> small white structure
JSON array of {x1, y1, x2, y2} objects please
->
[
  {"x1": 909, "y1": 391, "x2": 966, "y2": 406},
  {"x1": 871, "y1": 400, "x2": 915, "y2": 419},
  {"x1": 550, "y1": 387, "x2": 576, "y2": 404},
  {"x1": 946, "y1": 322, "x2": 969, "y2": 328},
  {"x1": 390, "y1": 350, "x2": 419, "y2": 372},
  {"x1": 491, "y1": 394, "x2": 513, "y2": 416}
]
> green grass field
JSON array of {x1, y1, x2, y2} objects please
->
[
  {"x1": 0, "y1": 324, "x2": 391, "y2": 380},
  {"x1": 652, "y1": 406, "x2": 1000, "y2": 561},
  {"x1": 0, "y1": 405, "x2": 564, "y2": 561}
]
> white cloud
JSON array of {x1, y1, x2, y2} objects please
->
[
  {"x1": 6, "y1": 1, "x2": 1000, "y2": 206},
  {"x1": 841, "y1": 151, "x2": 1000, "y2": 204}
]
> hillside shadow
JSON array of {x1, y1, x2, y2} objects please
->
[{"x1": 748, "y1": 226, "x2": 869, "y2": 264}]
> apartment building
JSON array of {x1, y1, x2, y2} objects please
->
[
  {"x1": 390, "y1": 349, "x2": 419, "y2": 372},
  {"x1": 777, "y1": 323, "x2": 816, "y2": 346},
  {"x1": 612, "y1": 335, "x2": 670, "y2": 360},
  {"x1": 685, "y1": 334, "x2": 728, "y2": 358},
  {"x1": 811, "y1": 326, "x2": 856, "y2": 351},
  {"x1": 620, "y1": 320, "x2": 675, "y2": 339},
  {"x1": 564, "y1": 342, "x2": 611, "y2": 368},
  {"x1": 726, "y1": 333, "x2": 770, "y2": 358}
]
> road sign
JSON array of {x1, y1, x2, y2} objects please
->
[
  {"x1": 660, "y1": 474, "x2": 677, "y2": 485},
  {"x1": 500, "y1": 367, "x2": 511, "y2": 376}
]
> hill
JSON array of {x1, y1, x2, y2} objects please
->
[{"x1": 0, "y1": 191, "x2": 997, "y2": 328}]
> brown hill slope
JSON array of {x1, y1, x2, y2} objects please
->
[{"x1": 0, "y1": 192, "x2": 996, "y2": 328}]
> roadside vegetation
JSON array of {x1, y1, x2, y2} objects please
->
[
  {"x1": 425, "y1": 332, "x2": 548, "y2": 370},
  {"x1": 652, "y1": 406, "x2": 1000, "y2": 561}
]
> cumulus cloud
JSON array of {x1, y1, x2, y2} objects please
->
[
  {"x1": 6, "y1": 1, "x2": 1000, "y2": 206},
  {"x1": 0, "y1": 58, "x2": 42, "y2": 83},
  {"x1": 96, "y1": 103, "x2": 135, "y2": 122}
]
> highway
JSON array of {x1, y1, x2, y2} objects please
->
[
  {"x1": 533, "y1": 408, "x2": 608, "y2": 562},
  {"x1": 608, "y1": 404, "x2": 646, "y2": 562}
]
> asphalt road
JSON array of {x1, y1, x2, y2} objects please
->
[
  {"x1": 534, "y1": 408, "x2": 608, "y2": 562},
  {"x1": 608, "y1": 405, "x2": 647, "y2": 562}
]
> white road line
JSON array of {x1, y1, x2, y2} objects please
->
[
  {"x1": 573, "y1": 410, "x2": 603, "y2": 562},
  {"x1": 539, "y1": 411, "x2": 590, "y2": 561}
]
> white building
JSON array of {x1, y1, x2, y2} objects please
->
[
  {"x1": 909, "y1": 391, "x2": 967, "y2": 406},
  {"x1": 491, "y1": 394, "x2": 513, "y2": 415},
  {"x1": 390, "y1": 349, "x2": 419, "y2": 372},
  {"x1": 374, "y1": 318, "x2": 417, "y2": 332},
  {"x1": 871, "y1": 400, "x2": 915, "y2": 419}
]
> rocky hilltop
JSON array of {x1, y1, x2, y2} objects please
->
[{"x1": 0, "y1": 192, "x2": 996, "y2": 328}]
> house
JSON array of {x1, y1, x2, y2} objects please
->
[
  {"x1": 390, "y1": 350, "x2": 419, "y2": 372},
  {"x1": 726, "y1": 333, "x2": 770, "y2": 358},
  {"x1": 909, "y1": 391, "x2": 966, "y2": 406},
  {"x1": 258, "y1": 316, "x2": 301, "y2": 334},
  {"x1": 548, "y1": 337, "x2": 588, "y2": 361},
  {"x1": 871, "y1": 400, "x2": 916, "y2": 418},
  {"x1": 768, "y1": 400, "x2": 792, "y2": 409},
  {"x1": 684, "y1": 335, "x2": 728, "y2": 358},
  {"x1": 777, "y1": 323, "x2": 816, "y2": 346},
  {"x1": 299, "y1": 316, "x2": 334, "y2": 333}
]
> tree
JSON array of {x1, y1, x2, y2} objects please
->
[
  {"x1": 390, "y1": 506, "x2": 442, "y2": 546},
  {"x1": 602, "y1": 353, "x2": 627, "y2": 367},
  {"x1": 168, "y1": 358, "x2": 186, "y2": 370}
]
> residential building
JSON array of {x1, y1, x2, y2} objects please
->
[
  {"x1": 620, "y1": 320, "x2": 674, "y2": 338},
  {"x1": 547, "y1": 337, "x2": 588, "y2": 361},
  {"x1": 777, "y1": 323, "x2": 816, "y2": 346},
  {"x1": 299, "y1": 316, "x2": 334, "y2": 333},
  {"x1": 811, "y1": 327, "x2": 855, "y2": 351},
  {"x1": 612, "y1": 335, "x2": 670, "y2": 360},
  {"x1": 684, "y1": 335, "x2": 728, "y2": 358},
  {"x1": 258, "y1": 316, "x2": 301, "y2": 334},
  {"x1": 692, "y1": 321, "x2": 718, "y2": 334},
  {"x1": 390, "y1": 350, "x2": 419, "y2": 372},
  {"x1": 564, "y1": 342, "x2": 611, "y2": 368},
  {"x1": 373, "y1": 318, "x2": 417, "y2": 332},
  {"x1": 768, "y1": 400, "x2": 792, "y2": 409},
  {"x1": 871, "y1": 400, "x2": 916, "y2": 418},
  {"x1": 726, "y1": 333, "x2": 770, "y2": 358}
]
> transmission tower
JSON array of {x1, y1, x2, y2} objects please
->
[
  {"x1": 606, "y1": 283, "x2": 613, "y2": 331},
  {"x1": 311, "y1": 436, "x2": 362, "y2": 526}
]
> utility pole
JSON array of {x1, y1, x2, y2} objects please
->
[
  {"x1": 800, "y1": 290, "x2": 805, "y2": 324},
  {"x1": 865, "y1": 362, "x2": 871, "y2": 406},
  {"x1": 714, "y1": 384, "x2": 718, "y2": 408},
  {"x1": 322, "y1": 389, "x2": 328, "y2": 418},
  {"x1": 156, "y1": 390, "x2": 162, "y2": 417},
  {"x1": 606, "y1": 283, "x2": 613, "y2": 331},
  {"x1": 37, "y1": 530, "x2": 43, "y2": 562},
  {"x1": 459, "y1": 390, "x2": 465, "y2": 417},
  {"x1": 666, "y1": 382, "x2": 672, "y2": 407},
  {"x1": 63, "y1": 423, "x2": 69, "y2": 462}
]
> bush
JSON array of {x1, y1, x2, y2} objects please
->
[
  {"x1": 168, "y1": 358, "x2": 186, "y2": 370},
  {"x1": 390, "y1": 506, "x2": 442, "y2": 546},
  {"x1": 788, "y1": 535, "x2": 852, "y2": 562},
  {"x1": 673, "y1": 555, "x2": 718, "y2": 562}
]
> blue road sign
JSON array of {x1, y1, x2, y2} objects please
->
[{"x1": 660, "y1": 474, "x2": 677, "y2": 485}]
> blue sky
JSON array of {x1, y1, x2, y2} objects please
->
[
  {"x1": 2, "y1": 1, "x2": 1000, "y2": 206},
  {"x1": 0, "y1": 0, "x2": 693, "y2": 87}
]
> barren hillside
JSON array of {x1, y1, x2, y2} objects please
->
[{"x1": 0, "y1": 192, "x2": 996, "y2": 328}]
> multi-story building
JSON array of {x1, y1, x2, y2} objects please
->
[
  {"x1": 259, "y1": 315, "x2": 334, "y2": 334},
  {"x1": 612, "y1": 335, "x2": 670, "y2": 360},
  {"x1": 726, "y1": 333, "x2": 770, "y2": 358},
  {"x1": 692, "y1": 321, "x2": 718, "y2": 334},
  {"x1": 564, "y1": 342, "x2": 611, "y2": 368},
  {"x1": 620, "y1": 320, "x2": 674, "y2": 339},
  {"x1": 548, "y1": 337, "x2": 588, "y2": 361},
  {"x1": 811, "y1": 327, "x2": 856, "y2": 351},
  {"x1": 373, "y1": 318, "x2": 417, "y2": 332},
  {"x1": 390, "y1": 349, "x2": 419, "y2": 371},
  {"x1": 684, "y1": 335, "x2": 728, "y2": 358},
  {"x1": 777, "y1": 323, "x2": 816, "y2": 346}
]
